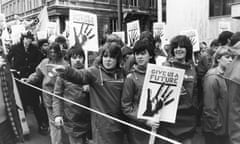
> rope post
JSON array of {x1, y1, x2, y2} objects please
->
[{"x1": 149, "y1": 126, "x2": 158, "y2": 144}]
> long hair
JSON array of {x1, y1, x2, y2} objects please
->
[
  {"x1": 47, "y1": 42, "x2": 62, "y2": 60},
  {"x1": 66, "y1": 45, "x2": 85, "y2": 65},
  {"x1": 170, "y1": 35, "x2": 193, "y2": 62}
]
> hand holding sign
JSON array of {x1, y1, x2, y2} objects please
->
[{"x1": 143, "y1": 83, "x2": 174, "y2": 117}]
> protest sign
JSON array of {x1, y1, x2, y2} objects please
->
[
  {"x1": 11, "y1": 24, "x2": 25, "y2": 44},
  {"x1": 127, "y1": 20, "x2": 140, "y2": 48},
  {"x1": 180, "y1": 29, "x2": 200, "y2": 52},
  {"x1": 69, "y1": 10, "x2": 99, "y2": 52},
  {"x1": 112, "y1": 31, "x2": 125, "y2": 43},
  {"x1": 153, "y1": 22, "x2": 165, "y2": 40},
  {"x1": 138, "y1": 64, "x2": 185, "y2": 123},
  {"x1": 37, "y1": 31, "x2": 48, "y2": 40},
  {"x1": 218, "y1": 21, "x2": 231, "y2": 34},
  {"x1": 47, "y1": 22, "x2": 57, "y2": 37}
]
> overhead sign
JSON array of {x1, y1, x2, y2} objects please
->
[
  {"x1": 138, "y1": 64, "x2": 185, "y2": 123},
  {"x1": 180, "y1": 29, "x2": 200, "y2": 52},
  {"x1": 127, "y1": 20, "x2": 140, "y2": 48},
  {"x1": 69, "y1": 10, "x2": 99, "y2": 51}
]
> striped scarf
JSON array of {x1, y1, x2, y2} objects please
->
[{"x1": 0, "y1": 65, "x2": 23, "y2": 142}]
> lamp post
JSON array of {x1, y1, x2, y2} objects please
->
[{"x1": 117, "y1": 0, "x2": 122, "y2": 31}]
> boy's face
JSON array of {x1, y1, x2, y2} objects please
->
[{"x1": 70, "y1": 55, "x2": 84, "y2": 69}]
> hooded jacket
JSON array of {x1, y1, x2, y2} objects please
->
[
  {"x1": 121, "y1": 65, "x2": 150, "y2": 144},
  {"x1": 62, "y1": 65, "x2": 125, "y2": 144},
  {"x1": 27, "y1": 58, "x2": 68, "y2": 120},
  {"x1": 202, "y1": 67, "x2": 229, "y2": 135},
  {"x1": 53, "y1": 74, "x2": 91, "y2": 138},
  {"x1": 162, "y1": 59, "x2": 198, "y2": 136}
]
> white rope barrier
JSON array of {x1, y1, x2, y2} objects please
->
[{"x1": 15, "y1": 78, "x2": 181, "y2": 144}]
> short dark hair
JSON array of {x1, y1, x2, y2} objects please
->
[
  {"x1": 38, "y1": 39, "x2": 49, "y2": 48},
  {"x1": 67, "y1": 46, "x2": 85, "y2": 63},
  {"x1": 229, "y1": 32, "x2": 240, "y2": 46},
  {"x1": 133, "y1": 39, "x2": 156, "y2": 64},
  {"x1": 210, "y1": 39, "x2": 220, "y2": 47},
  {"x1": 170, "y1": 35, "x2": 193, "y2": 62},
  {"x1": 218, "y1": 31, "x2": 233, "y2": 46}
]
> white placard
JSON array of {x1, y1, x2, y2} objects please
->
[
  {"x1": 69, "y1": 10, "x2": 99, "y2": 52},
  {"x1": 10, "y1": 24, "x2": 25, "y2": 44},
  {"x1": 37, "y1": 31, "x2": 48, "y2": 40},
  {"x1": 127, "y1": 20, "x2": 140, "y2": 48},
  {"x1": 153, "y1": 22, "x2": 166, "y2": 39},
  {"x1": 218, "y1": 21, "x2": 231, "y2": 34},
  {"x1": 47, "y1": 22, "x2": 57, "y2": 37},
  {"x1": 112, "y1": 31, "x2": 125, "y2": 43},
  {"x1": 180, "y1": 29, "x2": 200, "y2": 52},
  {"x1": 138, "y1": 64, "x2": 185, "y2": 123}
]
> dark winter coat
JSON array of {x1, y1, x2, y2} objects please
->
[
  {"x1": 53, "y1": 75, "x2": 90, "y2": 138},
  {"x1": 224, "y1": 56, "x2": 240, "y2": 144},
  {"x1": 202, "y1": 67, "x2": 229, "y2": 135},
  {"x1": 162, "y1": 59, "x2": 198, "y2": 137},
  {"x1": 61, "y1": 65, "x2": 125, "y2": 144},
  {"x1": 121, "y1": 65, "x2": 150, "y2": 144},
  {"x1": 7, "y1": 42, "x2": 42, "y2": 78}
]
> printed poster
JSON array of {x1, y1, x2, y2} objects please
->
[
  {"x1": 153, "y1": 22, "x2": 166, "y2": 40},
  {"x1": 69, "y1": 10, "x2": 99, "y2": 52},
  {"x1": 127, "y1": 20, "x2": 140, "y2": 48},
  {"x1": 138, "y1": 64, "x2": 185, "y2": 123},
  {"x1": 180, "y1": 29, "x2": 200, "y2": 52}
]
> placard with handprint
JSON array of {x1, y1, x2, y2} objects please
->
[
  {"x1": 69, "y1": 10, "x2": 99, "y2": 52},
  {"x1": 137, "y1": 64, "x2": 185, "y2": 123},
  {"x1": 180, "y1": 29, "x2": 200, "y2": 52},
  {"x1": 153, "y1": 22, "x2": 165, "y2": 39},
  {"x1": 127, "y1": 20, "x2": 140, "y2": 48}
]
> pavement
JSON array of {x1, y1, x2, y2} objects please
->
[
  {"x1": 24, "y1": 112, "x2": 50, "y2": 144},
  {"x1": 23, "y1": 111, "x2": 205, "y2": 144}
]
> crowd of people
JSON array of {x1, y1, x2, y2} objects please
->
[{"x1": 0, "y1": 29, "x2": 240, "y2": 144}]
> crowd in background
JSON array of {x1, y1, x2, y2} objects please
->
[{"x1": 1, "y1": 29, "x2": 240, "y2": 144}]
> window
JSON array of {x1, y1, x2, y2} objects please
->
[
  {"x1": 210, "y1": 0, "x2": 233, "y2": 17},
  {"x1": 110, "y1": 18, "x2": 118, "y2": 32},
  {"x1": 149, "y1": 0, "x2": 157, "y2": 8},
  {"x1": 129, "y1": 0, "x2": 138, "y2": 7}
]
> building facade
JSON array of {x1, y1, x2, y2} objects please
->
[
  {"x1": 157, "y1": 0, "x2": 240, "y2": 43},
  {"x1": 1, "y1": 0, "x2": 157, "y2": 43}
]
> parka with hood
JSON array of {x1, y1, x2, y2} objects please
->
[
  {"x1": 161, "y1": 59, "x2": 198, "y2": 138},
  {"x1": 121, "y1": 64, "x2": 150, "y2": 144},
  {"x1": 202, "y1": 67, "x2": 229, "y2": 136},
  {"x1": 60, "y1": 64, "x2": 125, "y2": 144}
]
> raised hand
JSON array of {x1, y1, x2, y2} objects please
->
[
  {"x1": 143, "y1": 83, "x2": 174, "y2": 117},
  {"x1": 74, "y1": 23, "x2": 95, "y2": 46}
]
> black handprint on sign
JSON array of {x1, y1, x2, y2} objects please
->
[
  {"x1": 128, "y1": 29, "x2": 139, "y2": 47},
  {"x1": 189, "y1": 37, "x2": 196, "y2": 46},
  {"x1": 75, "y1": 23, "x2": 95, "y2": 46},
  {"x1": 143, "y1": 84, "x2": 174, "y2": 117}
]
